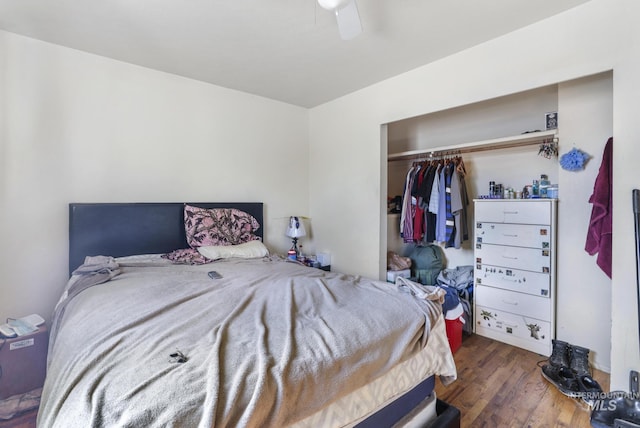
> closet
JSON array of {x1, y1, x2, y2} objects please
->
[
  {"x1": 388, "y1": 129, "x2": 559, "y2": 355},
  {"x1": 387, "y1": 132, "x2": 559, "y2": 270},
  {"x1": 386, "y1": 86, "x2": 561, "y2": 269},
  {"x1": 385, "y1": 72, "x2": 612, "y2": 368}
]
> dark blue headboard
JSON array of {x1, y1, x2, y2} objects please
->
[{"x1": 68, "y1": 202, "x2": 264, "y2": 275}]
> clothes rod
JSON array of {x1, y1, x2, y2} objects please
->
[{"x1": 387, "y1": 130, "x2": 558, "y2": 162}]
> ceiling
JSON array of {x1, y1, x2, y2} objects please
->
[{"x1": 0, "y1": 0, "x2": 591, "y2": 108}]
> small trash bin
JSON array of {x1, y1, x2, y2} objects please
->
[{"x1": 445, "y1": 317, "x2": 463, "y2": 354}]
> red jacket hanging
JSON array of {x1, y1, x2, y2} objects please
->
[{"x1": 585, "y1": 137, "x2": 613, "y2": 278}]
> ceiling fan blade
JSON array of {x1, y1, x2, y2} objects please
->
[
  {"x1": 317, "y1": 0, "x2": 350, "y2": 10},
  {"x1": 335, "y1": 0, "x2": 362, "y2": 40}
]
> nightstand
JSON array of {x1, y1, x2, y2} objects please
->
[
  {"x1": 283, "y1": 253, "x2": 331, "y2": 271},
  {"x1": 0, "y1": 326, "x2": 47, "y2": 428},
  {"x1": 297, "y1": 255, "x2": 331, "y2": 271},
  {"x1": 0, "y1": 326, "x2": 48, "y2": 400}
]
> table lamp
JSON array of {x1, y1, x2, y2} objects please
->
[{"x1": 286, "y1": 216, "x2": 306, "y2": 257}]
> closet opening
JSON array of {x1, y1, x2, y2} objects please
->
[
  {"x1": 381, "y1": 71, "x2": 613, "y2": 372},
  {"x1": 385, "y1": 85, "x2": 560, "y2": 270}
]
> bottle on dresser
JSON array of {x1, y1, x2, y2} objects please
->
[{"x1": 540, "y1": 174, "x2": 551, "y2": 198}]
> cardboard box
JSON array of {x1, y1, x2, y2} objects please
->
[
  {"x1": 387, "y1": 269, "x2": 411, "y2": 283},
  {"x1": 0, "y1": 325, "x2": 49, "y2": 399}
]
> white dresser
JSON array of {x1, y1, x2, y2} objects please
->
[{"x1": 473, "y1": 199, "x2": 557, "y2": 356}]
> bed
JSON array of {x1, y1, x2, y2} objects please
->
[{"x1": 38, "y1": 202, "x2": 457, "y2": 427}]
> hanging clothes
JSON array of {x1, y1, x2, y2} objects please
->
[
  {"x1": 398, "y1": 156, "x2": 469, "y2": 248},
  {"x1": 428, "y1": 164, "x2": 440, "y2": 241},
  {"x1": 449, "y1": 163, "x2": 463, "y2": 248},
  {"x1": 432, "y1": 163, "x2": 445, "y2": 242},
  {"x1": 400, "y1": 164, "x2": 418, "y2": 243},
  {"x1": 448, "y1": 157, "x2": 469, "y2": 249},
  {"x1": 585, "y1": 137, "x2": 613, "y2": 278},
  {"x1": 458, "y1": 158, "x2": 470, "y2": 242},
  {"x1": 444, "y1": 161, "x2": 456, "y2": 247},
  {"x1": 412, "y1": 165, "x2": 426, "y2": 242},
  {"x1": 419, "y1": 164, "x2": 438, "y2": 243}
]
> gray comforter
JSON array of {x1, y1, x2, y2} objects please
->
[{"x1": 39, "y1": 257, "x2": 455, "y2": 428}]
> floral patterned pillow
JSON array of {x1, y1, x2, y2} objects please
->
[
  {"x1": 184, "y1": 205, "x2": 260, "y2": 247},
  {"x1": 161, "y1": 248, "x2": 212, "y2": 265}
]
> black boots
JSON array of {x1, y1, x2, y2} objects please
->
[
  {"x1": 546, "y1": 339, "x2": 591, "y2": 376},
  {"x1": 570, "y1": 345, "x2": 591, "y2": 376},
  {"x1": 541, "y1": 339, "x2": 603, "y2": 404},
  {"x1": 549, "y1": 339, "x2": 570, "y2": 368},
  {"x1": 541, "y1": 364, "x2": 583, "y2": 398}
]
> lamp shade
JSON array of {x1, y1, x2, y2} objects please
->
[{"x1": 286, "y1": 216, "x2": 306, "y2": 238}]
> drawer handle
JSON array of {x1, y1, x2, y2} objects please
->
[
  {"x1": 502, "y1": 299, "x2": 519, "y2": 305},
  {"x1": 502, "y1": 255, "x2": 518, "y2": 260},
  {"x1": 503, "y1": 211, "x2": 519, "y2": 215},
  {"x1": 503, "y1": 234, "x2": 518, "y2": 237}
]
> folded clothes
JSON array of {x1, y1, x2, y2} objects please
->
[
  {"x1": 71, "y1": 255, "x2": 120, "y2": 275},
  {"x1": 438, "y1": 285, "x2": 461, "y2": 317},
  {"x1": 444, "y1": 303, "x2": 464, "y2": 322},
  {"x1": 436, "y1": 266, "x2": 474, "y2": 290},
  {"x1": 387, "y1": 251, "x2": 412, "y2": 271}
]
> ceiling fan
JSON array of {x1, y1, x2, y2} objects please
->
[{"x1": 317, "y1": 0, "x2": 363, "y2": 40}]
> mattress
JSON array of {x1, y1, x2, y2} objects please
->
[
  {"x1": 293, "y1": 316, "x2": 451, "y2": 427},
  {"x1": 40, "y1": 256, "x2": 456, "y2": 427}
]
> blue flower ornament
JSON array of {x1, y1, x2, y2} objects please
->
[{"x1": 559, "y1": 147, "x2": 590, "y2": 171}]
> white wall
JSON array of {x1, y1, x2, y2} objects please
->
[
  {"x1": 309, "y1": 0, "x2": 640, "y2": 389},
  {"x1": 387, "y1": 86, "x2": 559, "y2": 155},
  {"x1": 0, "y1": 31, "x2": 310, "y2": 323},
  {"x1": 610, "y1": 27, "x2": 640, "y2": 390},
  {"x1": 556, "y1": 73, "x2": 613, "y2": 371},
  {"x1": 0, "y1": 34, "x2": 6, "y2": 221}
]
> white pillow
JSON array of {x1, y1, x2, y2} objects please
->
[{"x1": 197, "y1": 240, "x2": 269, "y2": 261}]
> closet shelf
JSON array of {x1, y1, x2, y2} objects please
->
[{"x1": 387, "y1": 129, "x2": 558, "y2": 161}]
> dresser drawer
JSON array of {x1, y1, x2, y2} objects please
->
[
  {"x1": 475, "y1": 242, "x2": 551, "y2": 272},
  {"x1": 475, "y1": 264, "x2": 550, "y2": 297},
  {"x1": 475, "y1": 285, "x2": 551, "y2": 321},
  {"x1": 475, "y1": 222, "x2": 551, "y2": 249},
  {"x1": 475, "y1": 201, "x2": 551, "y2": 225},
  {"x1": 475, "y1": 304, "x2": 551, "y2": 354}
]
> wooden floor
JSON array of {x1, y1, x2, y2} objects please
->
[{"x1": 435, "y1": 334, "x2": 610, "y2": 428}]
